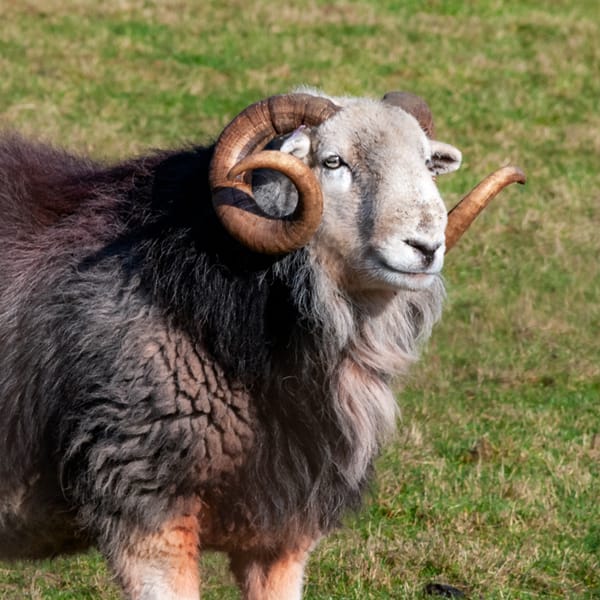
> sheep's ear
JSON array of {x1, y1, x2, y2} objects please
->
[
  {"x1": 428, "y1": 141, "x2": 462, "y2": 175},
  {"x1": 280, "y1": 125, "x2": 312, "y2": 161}
]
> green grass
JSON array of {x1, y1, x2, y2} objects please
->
[{"x1": 1, "y1": 0, "x2": 599, "y2": 598}]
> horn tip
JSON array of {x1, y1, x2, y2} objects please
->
[{"x1": 503, "y1": 164, "x2": 527, "y2": 185}]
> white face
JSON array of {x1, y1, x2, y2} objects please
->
[{"x1": 281, "y1": 100, "x2": 461, "y2": 293}]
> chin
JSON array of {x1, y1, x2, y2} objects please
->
[{"x1": 352, "y1": 273, "x2": 439, "y2": 298}]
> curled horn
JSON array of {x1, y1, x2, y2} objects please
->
[
  {"x1": 383, "y1": 90, "x2": 526, "y2": 251},
  {"x1": 209, "y1": 94, "x2": 340, "y2": 255},
  {"x1": 445, "y1": 166, "x2": 526, "y2": 252},
  {"x1": 382, "y1": 91, "x2": 436, "y2": 138}
]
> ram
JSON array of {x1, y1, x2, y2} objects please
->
[{"x1": 0, "y1": 90, "x2": 524, "y2": 599}]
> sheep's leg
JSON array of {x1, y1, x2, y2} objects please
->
[
  {"x1": 108, "y1": 513, "x2": 201, "y2": 600},
  {"x1": 229, "y1": 541, "x2": 316, "y2": 600}
]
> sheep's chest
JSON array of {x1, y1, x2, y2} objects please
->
[{"x1": 142, "y1": 331, "x2": 257, "y2": 482}]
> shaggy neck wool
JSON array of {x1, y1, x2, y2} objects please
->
[
  {"x1": 237, "y1": 250, "x2": 445, "y2": 537},
  {"x1": 299, "y1": 256, "x2": 445, "y2": 485}
]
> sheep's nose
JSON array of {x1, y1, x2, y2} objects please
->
[{"x1": 404, "y1": 238, "x2": 441, "y2": 267}]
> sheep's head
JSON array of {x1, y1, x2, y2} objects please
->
[
  {"x1": 209, "y1": 91, "x2": 525, "y2": 292},
  {"x1": 272, "y1": 97, "x2": 460, "y2": 292}
]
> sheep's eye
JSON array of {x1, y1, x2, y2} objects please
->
[
  {"x1": 323, "y1": 155, "x2": 343, "y2": 169},
  {"x1": 425, "y1": 157, "x2": 434, "y2": 169}
]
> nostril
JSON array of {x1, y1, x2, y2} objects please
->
[{"x1": 404, "y1": 239, "x2": 441, "y2": 265}]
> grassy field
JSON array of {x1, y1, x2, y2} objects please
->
[{"x1": 1, "y1": 0, "x2": 598, "y2": 598}]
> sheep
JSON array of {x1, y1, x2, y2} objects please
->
[{"x1": 0, "y1": 90, "x2": 524, "y2": 600}]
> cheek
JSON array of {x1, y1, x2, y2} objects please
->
[
  {"x1": 320, "y1": 168, "x2": 353, "y2": 197},
  {"x1": 319, "y1": 171, "x2": 361, "y2": 248}
]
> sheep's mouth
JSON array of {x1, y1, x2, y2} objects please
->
[
  {"x1": 366, "y1": 253, "x2": 440, "y2": 291},
  {"x1": 383, "y1": 270, "x2": 438, "y2": 291},
  {"x1": 370, "y1": 250, "x2": 441, "y2": 275}
]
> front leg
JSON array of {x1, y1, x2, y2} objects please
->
[
  {"x1": 229, "y1": 539, "x2": 317, "y2": 600},
  {"x1": 107, "y1": 513, "x2": 201, "y2": 600}
]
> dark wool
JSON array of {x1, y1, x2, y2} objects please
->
[{"x1": 0, "y1": 136, "x2": 369, "y2": 559}]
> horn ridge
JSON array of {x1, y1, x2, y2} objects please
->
[{"x1": 209, "y1": 94, "x2": 340, "y2": 254}]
